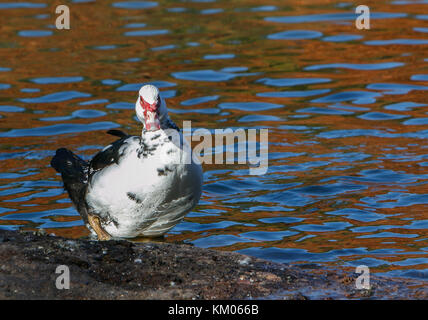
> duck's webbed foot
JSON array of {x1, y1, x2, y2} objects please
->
[{"x1": 88, "y1": 214, "x2": 111, "y2": 241}]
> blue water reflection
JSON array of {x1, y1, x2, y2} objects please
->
[{"x1": 1, "y1": 0, "x2": 427, "y2": 282}]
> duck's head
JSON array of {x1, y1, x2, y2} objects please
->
[{"x1": 136, "y1": 84, "x2": 165, "y2": 131}]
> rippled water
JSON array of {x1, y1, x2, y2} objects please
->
[{"x1": 0, "y1": 0, "x2": 427, "y2": 281}]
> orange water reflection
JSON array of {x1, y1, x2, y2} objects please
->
[{"x1": 0, "y1": 0, "x2": 427, "y2": 279}]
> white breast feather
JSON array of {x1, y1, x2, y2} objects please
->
[{"x1": 85, "y1": 130, "x2": 202, "y2": 238}]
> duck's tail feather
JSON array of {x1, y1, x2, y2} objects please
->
[{"x1": 51, "y1": 148, "x2": 90, "y2": 224}]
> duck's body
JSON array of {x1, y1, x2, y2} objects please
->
[
  {"x1": 86, "y1": 129, "x2": 202, "y2": 238},
  {"x1": 51, "y1": 84, "x2": 203, "y2": 240}
]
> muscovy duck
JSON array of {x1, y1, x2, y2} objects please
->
[{"x1": 51, "y1": 84, "x2": 203, "y2": 240}]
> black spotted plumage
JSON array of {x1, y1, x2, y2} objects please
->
[{"x1": 127, "y1": 192, "x2": 143, "y2": 204}]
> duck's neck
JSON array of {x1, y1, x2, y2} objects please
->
[
  {"x1": 142, "y1": 114, "x2": 179, "y2": 134},
  {"x1": 161, "y1": 115, "x2": 180, "y2": 132}
]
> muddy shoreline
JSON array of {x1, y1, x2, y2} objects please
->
[{"x1": 0, "y1": 229, "x2": 426, "y2": 300}]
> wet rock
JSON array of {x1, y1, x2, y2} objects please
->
[{"x1": 0, "y1": 229, "x2": 426, "y2": 300}]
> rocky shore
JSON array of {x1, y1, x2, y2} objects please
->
[{"x1": 0, "y1": 229, "x2": 426, "y2": 300}]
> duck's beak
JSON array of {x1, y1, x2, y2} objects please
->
[{"x1": 145, "y1": 110, "x2": 161, "y2": 131}]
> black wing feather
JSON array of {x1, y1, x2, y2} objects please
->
[
  {"x1": 51, "y1": 131, "x2": 136, "y2": 224},
  {"x1": 89, "y1": 135, "x2": 141, "y2": 177},
  {"x1": 107, "y1": 129, "x2": 129, "y2": 139},
  {"x1": 50, "y1": 148, "x2": 90, "y2": 224}
]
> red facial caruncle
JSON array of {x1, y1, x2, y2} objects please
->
[{"x1": 140, "y1": 95, "x2": 161, "y2": 131}]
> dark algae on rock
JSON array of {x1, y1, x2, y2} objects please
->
[{"x1": 0, "y1": 230, "x2": 427, "y2": 300}]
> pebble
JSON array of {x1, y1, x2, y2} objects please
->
[
  {"x1": 66, "y1": 240, "x2": 76, "y2": 246},
  {"x1": 239, "y1": 257, "x2": 251, "y2": 266}
]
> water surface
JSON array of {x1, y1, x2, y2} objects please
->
[{"x1": 0, "y1": 0, "x2": 427, "y2": 281}]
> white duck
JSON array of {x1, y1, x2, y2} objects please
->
[{"x1": 51, "y1": 84, "x2": 203, "y2": 240}]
